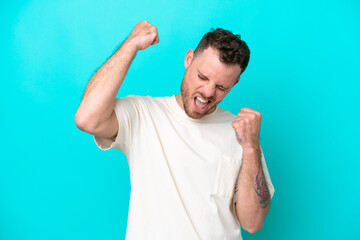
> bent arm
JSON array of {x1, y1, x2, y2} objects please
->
[
  {"x1": 75, "y1": 20, "x2": 159, "y2": 139},
  {"x1": 235, "y1": 145, "x2": 271, "y2": 233},
  {"x1": 75, "y1": 39, "x2": 138, "y2": 138}
]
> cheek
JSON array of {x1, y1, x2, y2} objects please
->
[
  {"x1": 189, "y1": 81, "x2": 202, "y2": 92},
  {"x1": 215, "y1": 91, "x2": 228, "y2": 102}
]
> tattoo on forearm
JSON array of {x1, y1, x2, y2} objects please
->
[{"x1": 253, "y1": 150, "x2": 270, "y2": 208}]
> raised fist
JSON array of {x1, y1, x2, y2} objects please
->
[
  {"x1": 126, "y1": 20, "x2": 159, "y2": 51},
  {"x1": 232, "y1": 108, "x2": 262, "y2": 149}
]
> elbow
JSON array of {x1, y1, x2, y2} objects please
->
[
  {"x1": 74, "y1": 112, "x2": 85, "y2": 131},
  {"x1": 236, "y1": 200, "x2": 270, "y2": 234},
  {"x1": 238, "y1": 211, "x2": 265, "y2": 234},
  {"x1": 242, "y1": 222, "x2": 263, "y2": 234},
  {"x1": 74, "y1": 112, "x2": 98, "y2": 134}
]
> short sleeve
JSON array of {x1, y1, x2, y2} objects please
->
[
  {"x1": 93, "y1": 95, "x2": 141, "y2": 155},
  {"x1": 233, "y1": 146, "x2": 275, "y2": 204}
]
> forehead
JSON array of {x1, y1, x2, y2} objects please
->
[{"x1": 194, "y1": 47, "x2": 241, "y2": 85}]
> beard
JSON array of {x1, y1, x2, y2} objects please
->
[{"x1": 180, "y1": 79, "x2": 217, "y2": 119}]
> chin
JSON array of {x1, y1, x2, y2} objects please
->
[
  {"x1": 184, "y1": 106, "x2": 214, "y2": 119},
  {"x1": 184, "y1": 109, "x2": 203, "y2": 119}
]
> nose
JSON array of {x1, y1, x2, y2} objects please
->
[{"x1": 202, "y1": 82, "x2": 216, "y2": 98}]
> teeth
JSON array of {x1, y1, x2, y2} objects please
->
[{"x1": 197, "y1": 96, "x2": 208, "y2": 103}]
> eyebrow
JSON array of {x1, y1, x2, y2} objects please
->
[{"x1": 197, "y1": 69, "x2": 230, "y2": 91}]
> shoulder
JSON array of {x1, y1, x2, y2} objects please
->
[
  {"x1": 214, "y1": 107, "x2": 237, "y2": 123},
  {"x1": 115, "y1": 95, "x2": 155, "y2": 105},
  {"x1": 117, "y1": 95, "x2": 168, "y2": 102},
  {"x1": 138, "y1": 95, "x2": 173, "y2": 108},
  {"x1": 114, "y1": 95, "x2": 170, "y2": 111}
]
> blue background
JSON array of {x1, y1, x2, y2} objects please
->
[{"x1": 1, "y1": 0, "x2": 359, "y2": 239}]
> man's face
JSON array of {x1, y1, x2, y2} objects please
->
[{"x1": 176, "y1": 47, "x2": 242, "y2": 119}]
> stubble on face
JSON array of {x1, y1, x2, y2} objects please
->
[
  {"x1": 178, "y1": 47, "x2": 240, "y2": 119},
  {"x1": 180, "y1": 79, "x2": 200, "y2": 119},
  {"x1": 179, "y1": 75, "x2": 217, "y2": 119}
]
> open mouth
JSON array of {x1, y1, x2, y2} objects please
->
[{"x1": 193, "y1": 96, "x2": 211, "y2": 112}]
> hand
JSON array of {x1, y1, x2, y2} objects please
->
[
  {"x1": 232, "y1": 108, "x2": 262, "y2": 150},
  {"x1": 126, "y1": 20, "x2": 159, "y2": 51}
]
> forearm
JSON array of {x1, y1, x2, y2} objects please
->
[
  {"x1": 236, "y1": 144, "x2": 271, "y2": 233},
  {"x1": 75, "y1": 39, "x2": 138, "y2": 129}
]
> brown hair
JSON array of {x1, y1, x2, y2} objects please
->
[{"x1": 194, "y1": 28, "x2": 250, "y2": 74}]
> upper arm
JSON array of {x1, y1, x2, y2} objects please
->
[
  {"x1": 92, "y1": 110, "x2": 119, "y2": 140},
  {"x1": 77, "y1": 96, "x2": 141, "y2": 152}
]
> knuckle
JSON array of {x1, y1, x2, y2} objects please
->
[
  {"x1": 254, "y1": 110, "x2": 261, "y2": 116},
  {"x1": 232, "y1": 122, "x2": 240, "y2": 129}
]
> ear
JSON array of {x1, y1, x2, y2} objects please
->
[
  {"x1": 233, "y1": 76, "x2": 240, "y2": 87},
  {"x1": 232, "y1": 66, "x2": 242, "y2": 87},
  {"x1": 184, "y1": 49, "x2": 194, "y2": 69}
]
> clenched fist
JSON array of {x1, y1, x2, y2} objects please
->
[
  {"x1": 232, "y1": 108, "x2": 262, "y2": 149},
  {"x1": 126, "y1": 20, "x2": 159, "y2": 51}
]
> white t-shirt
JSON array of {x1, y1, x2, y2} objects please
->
[{"x1": 94, "y1": 95, "x2": 274, "y2": 240}]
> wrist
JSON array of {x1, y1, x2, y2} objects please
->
[
  {"x1": 241, "y1": 143, "x2": 261, "y2": 170},
  {"x1": 122, "y1": 38, "x2": 140, "y2": 53},
  {"x1": 242, "y1": 141, "x2": 260, "y2": 154}
]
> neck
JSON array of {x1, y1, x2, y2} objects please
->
[{"x1": 175, "y1": 93, "x2": 185, "y2": 111}]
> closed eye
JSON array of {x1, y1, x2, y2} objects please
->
[
  {"x1": 197, "y1": 70, "x2": 230, "y2": 92},
  {"x1": 217, "y1": 86, "x2": 226, "y2": 91},
  {"x1": 198, "y1": 73, "x2": 229, "y2": 91},
  {"x1": 198, "y1": 74, "x2": 207, "y2": 80}
]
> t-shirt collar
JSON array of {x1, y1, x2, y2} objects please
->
[{"x1": 167, "y1": 95, "x2": 220, "y2": 122}]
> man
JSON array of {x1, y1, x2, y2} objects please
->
[{"x1": 75, "y1": 20, "x2": 274, "y2": 240}]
